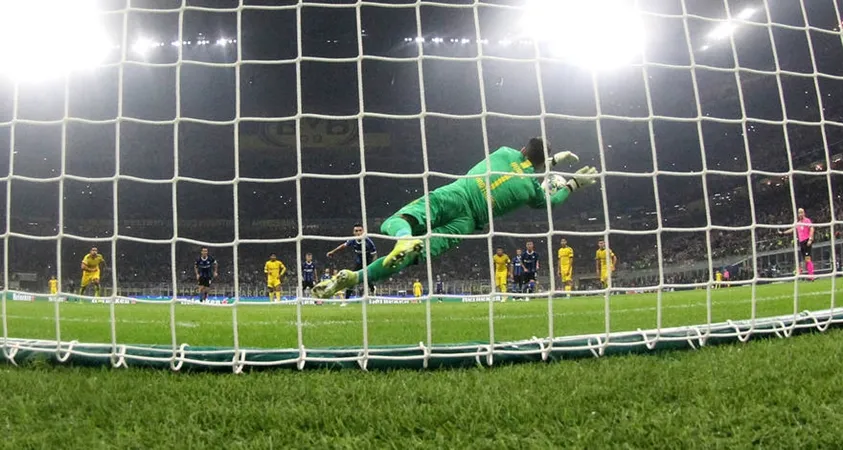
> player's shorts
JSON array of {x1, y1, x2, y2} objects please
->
[
  {"x1": 267, "y1": 277, "x2": 281, "y2": 289},
  {"x1": 799, "y1": 240, "x2": 812, "y2": 258},
  {"x1": 197, "y1": 276, "x2": 212, "y2": 287},
  {"x1": 50, "y1": 287, "x2": 58, "y2": 295},
  {"x1": 560, "y1": 265, "x2": 573, "y2": 283},
  {"x1": 513, "y1": 273, "x2": 524, "y2": 286},
  {"x1": 495, "y1": 271, "x2": 508, "y2": 291},
  {"x1": 302, "y1": 279, "x2": 315, "y2": 290},
  {"x1": 389, "y1": 187, "x2": 477, "y2": 260},
  {"x1": 81, "y1": 270, "x2": 100, "y2": 287},
  {"x1": 523, "y1": 271, "x2": 537, "y2": 282},
  {"x1": 414, "y1": 289, "x2": 422, "y2": 297},
  {"x1": 600, "y1": 268, "x2": 610, "y2": 284}
]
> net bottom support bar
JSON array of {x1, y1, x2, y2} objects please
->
[{"x1": 4, "y1": 308, "x2": 843, "y2": 372}]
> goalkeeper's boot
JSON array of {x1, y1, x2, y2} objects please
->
[
  {"x1": 313, "y1": 270, "x2": 358, "y2": 299},
  {"x1": 382, "y1": 239, "x2": 424, "y2": 269}
]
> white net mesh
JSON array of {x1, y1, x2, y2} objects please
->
[{"x1": 0, "y1": 0, "x2": 842, "y2": 371}]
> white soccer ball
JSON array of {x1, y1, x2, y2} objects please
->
[{"x1": 541, "y1": 173, "x2": 567, "y2": 194}]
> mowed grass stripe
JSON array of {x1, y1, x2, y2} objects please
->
[{"x1": 3, "y1": 279, "x2": 841, "y2": 349}]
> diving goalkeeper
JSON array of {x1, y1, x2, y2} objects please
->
[{"x1": 313, "y1": 137, "x2": 598, "y2": 299}]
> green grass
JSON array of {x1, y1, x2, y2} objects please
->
[
  {"x1": 2, "y1": 328, "x2": 843, "y2": 448},
  {"x1": 4, "y1": 278, "x2": 842, "y2": 349},
  {"x1": 3, "y1": 279, "x2": 843, "y2": 448}
]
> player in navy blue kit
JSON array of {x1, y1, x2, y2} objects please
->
[
  {"x1": 512, "y1": 248, "x2": 525, "y2": 293},
  {"x1": 194, "y1": 247, "x2": 218, "y2": 303},
  {"x1": 301, "y1": 253, "x2": 316, "y2": 294},
  {"x1": 435, "y1": 275, "x2": 444, "y2": 295},
  {"x1": 326, "y1": 223, "x2": 378, "y2": 298},
  {"x1": 521, "y1": 241, "x2": 539, "y2": 294}
]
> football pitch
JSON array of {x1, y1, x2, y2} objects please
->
[
  {"x1": 4, "y1": 278, "x2": 843, "y2": 350},
  {"x1": 3, "y1": 279, "x2": 843, "y2": 448}
]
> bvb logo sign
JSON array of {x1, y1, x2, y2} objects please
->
[{"x1": 260, "y1": 119, "x2": 359, "y2": 149}]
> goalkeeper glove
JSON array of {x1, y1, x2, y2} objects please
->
[
  {"x1": 548, "y1": 151, "x2": 579, "y2": 167},
  {"x1": 565, "y1": 166, "x2": 598, "y2": 192}
]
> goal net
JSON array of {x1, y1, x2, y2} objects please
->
[{"x1": 1, "y1": 0, "x2": 842, "y2": 372}]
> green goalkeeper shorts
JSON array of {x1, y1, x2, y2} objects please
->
[{"x1": 387, "y1": 188, "x2": 477, "y2": 260}]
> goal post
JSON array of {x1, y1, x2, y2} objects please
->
[{"x1": 1, "y1": 0, "x2": 843, "y2": 372}]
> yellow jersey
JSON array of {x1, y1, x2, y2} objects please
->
[
  {"x1": 82, "y1": 254, "x2": 105, "y2": 273},
  {"x1": 49, "y1": 279, "x2": 58, "y2": 294},
  {"x1": 715, "y1": 272, "x2": 722, "y2": 281},
  {"x1": 557, "y1": 247, "x2": 574, "y2": 268},
  {"x1": 595, "y1": 249, "x2": 615, "y2": 268},
  {"x1": 493, "y1": 254, "x2": 510, "y2": 273},
  {"x1": 264, "y1": 260, "x2": 286, "y2": 279}
]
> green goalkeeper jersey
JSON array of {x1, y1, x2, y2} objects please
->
[{"x1": 450, "y1": 146, "x2": 570, "y2": 228}]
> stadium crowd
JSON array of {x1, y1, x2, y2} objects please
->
[
  {"x1": 4, "y1": 179, "x2": 839, "y2": 296},
  {"x1": 4, "y1": 103, "x2": 841, "y2": 295}
]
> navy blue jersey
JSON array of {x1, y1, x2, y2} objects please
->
[
  {"x1": 345, "y1": 237, "x2": 377, "y2": 264},
  {"x1": 435, "y1": 279, "x2": 444, "y2": 294},
  {"x1": 195, "y1": 256, "x2": 216, "y2": 278},
  {"x1": 321, "y1": 272, "x2": 331, "y2": 281},
  {"x1": 512, "y1": 255, "x2": 524, "y2": 275},
  {"x1": 522, "y1": 251, "x2": 539, "y2": 273},
  {"x1": 302, "y1": 261, "x2": 316, "y2": 282}
]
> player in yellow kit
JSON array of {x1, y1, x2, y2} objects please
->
[
  {"x1": 49, "y1": 276, "x2": 58, "y2": 295},
  {"x1": 79, "y1": 247, "x2": 105, "y2": 297},
  {"x1": 413, "y1": 278, "x2": 423, "y2": 303},
  {"x1": 714, "y1": 269, "x2": 723, "y2": 289},
  {"x1": 264, "y1": 253, "x2": 287, "y2": 302},
  {"x1": 492, "y1": 247, "x2": 511, "y2": 301},
  {"x1": 594, "y1": 239, "x2": 617, "y2": 289},
  {"x1": 557, "y1": 238, "x2": 574, "y2": 297}
]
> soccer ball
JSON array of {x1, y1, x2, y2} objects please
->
[{"x1": 541, "y1": 173, "x2": 567, "y2": 194}]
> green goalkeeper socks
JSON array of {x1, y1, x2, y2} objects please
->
[
  {"x1": 351, "y1": 216, "x2": 417, "y2": 284},
  {"x1": 356, "y1": 255, "x2": 414, "y2": 285},
  {"x1": 382, "y1": 216, "x2": 412, "y2": 238}
]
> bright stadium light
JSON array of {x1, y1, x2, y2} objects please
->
[
  {"x1": 132, "y1": 37, "x2": 156, "y2": 57},
  {"x1": 736, "y1": 7, "x2": 756, "y2": 20},
  {"x1": 520, "y1": 0, "x2": 645, "y2": 70},
  {"x1": 0, "y1": 0, "x2": 112, "y2": 82},
  {"x1": 708, "y1": 22, "x2": 737, "y2": 40}
]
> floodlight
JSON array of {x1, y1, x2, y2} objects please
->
[
  {"x1": 132, "y1": 38, "x2": 156, "y2": 57},
  {"x1": 520, "y1": 0, "x2": 645, "y2": 70},
  {"x1": 708, "y1": 22, "x2": 737, "y2": 40},
  {"x1": 736, "y1": 7, "x2": 756, "y2": 20},
  {"x1": 0, "y1": 0, "x2": 112, "y2": 82}
]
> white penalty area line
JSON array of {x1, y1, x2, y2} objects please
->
[{"x1": 3, "y1": 289, "x2": 837, "y2": 330}]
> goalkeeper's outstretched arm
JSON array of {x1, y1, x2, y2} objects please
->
[
  {"x1": 529, "y1": 164, "x2": 598, "y2": 209},
  {"x1": 547, "y1": 151, "x2": 599, "y2": 200}
]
